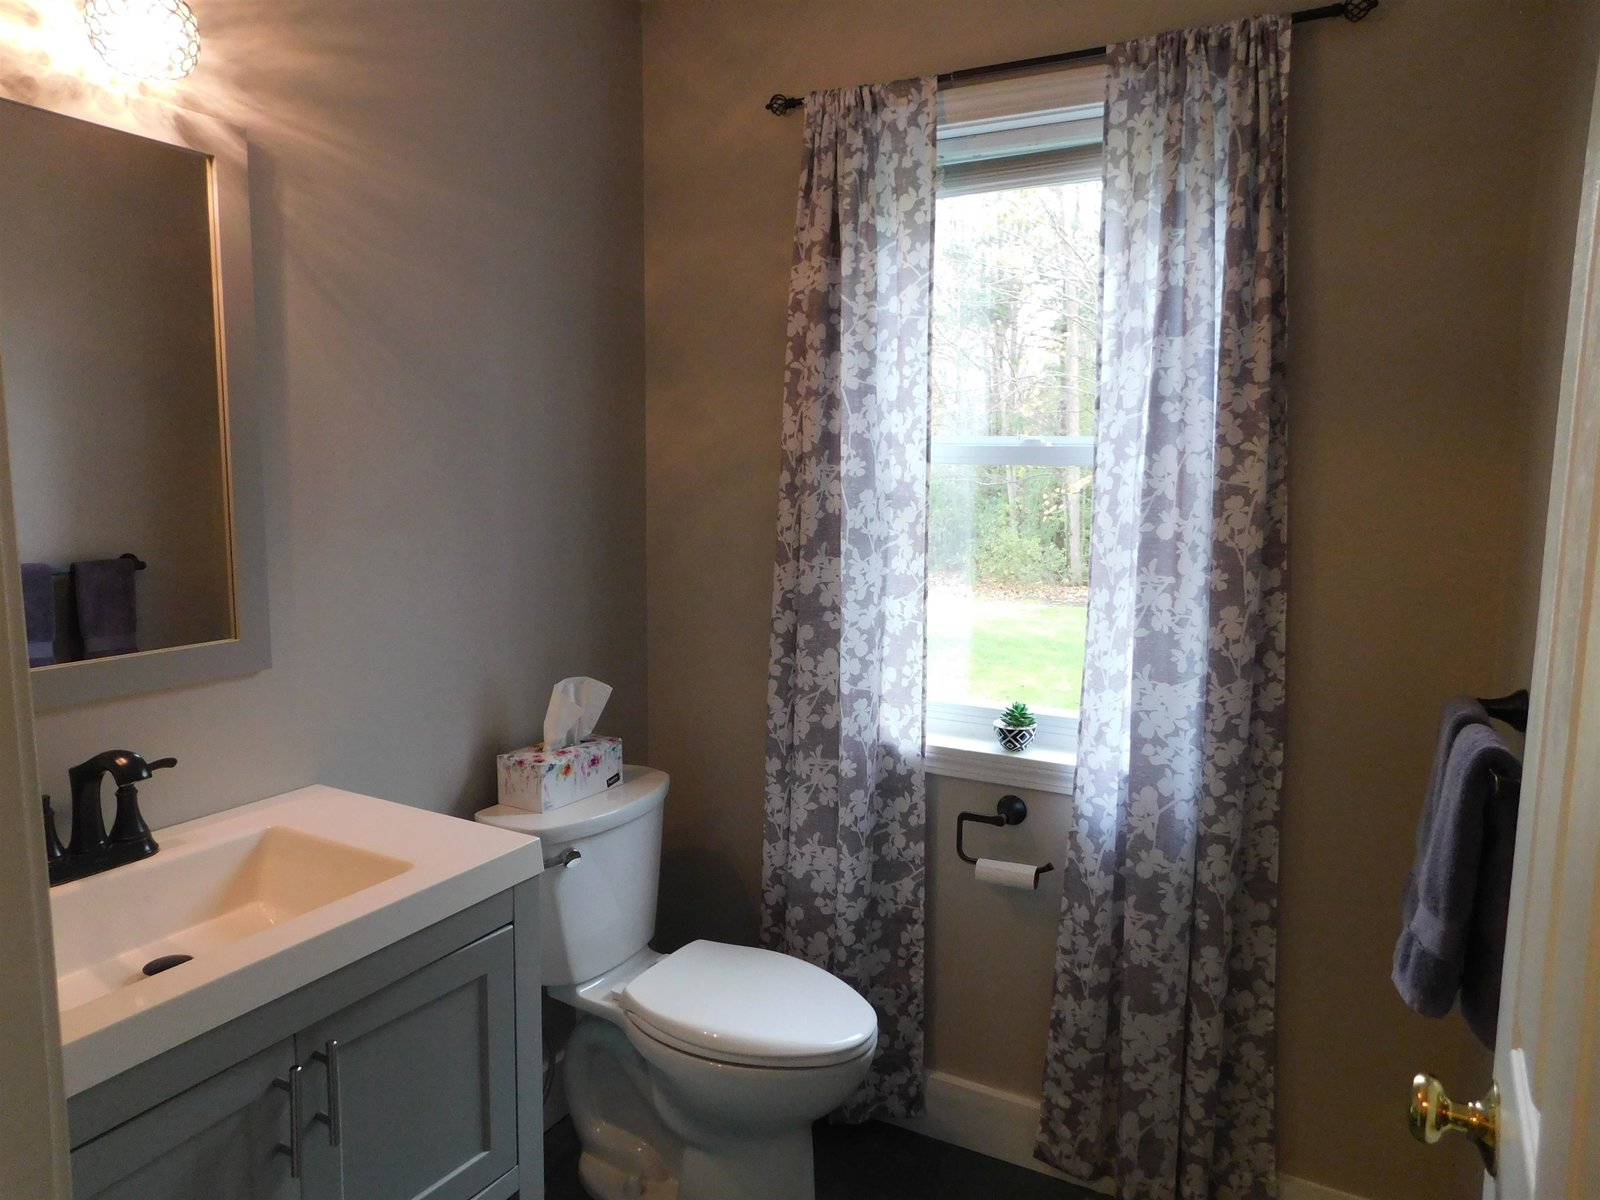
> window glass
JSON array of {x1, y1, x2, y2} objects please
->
[{"x1": 929, "y1": 178, "x2": 1101, "y2": 716}]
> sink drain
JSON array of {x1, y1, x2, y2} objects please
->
[{"x1": 142, "y1": 954, "x2": 193, "y2": 976}]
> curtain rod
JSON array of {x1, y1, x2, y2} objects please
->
[{"x1": 763, "y1": 0, "x2": 1376, "y2": 116}]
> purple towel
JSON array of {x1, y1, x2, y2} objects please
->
[
  {"x1": 1393, "y1": 721, "x2": 1521, "y2": 1048},
  {"x1": 1399, "y1": 697, "x2": 1489, "y2": 921},
  {"x1": 1460, "y1": 755, "x2": 1520, "y2": 1048},
  {"x1": 72, "y1": 558, "x2": 138, "y2": 658},
  {"x1": 20, "y1": 562, "x2": 54, "y2": 666}
]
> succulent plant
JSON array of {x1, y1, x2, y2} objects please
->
[{"x1": 998, "y1": 701, "x2": 1036, "y2": 729}]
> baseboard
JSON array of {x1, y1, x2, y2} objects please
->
[
  {"x1": 888, "y1": 1071, "x2": 1371, "y2": 1200},
  {"x1": 1279, "y1": 1181, "x2": 1371, "y2": 1200},
  {"x1": 885, "y1": 1072, "x2": 1112, "y2": 1193}
]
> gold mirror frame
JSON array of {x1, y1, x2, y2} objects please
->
[{"x1": 0, "y1": 86, "x2": 268, "y2": 709}]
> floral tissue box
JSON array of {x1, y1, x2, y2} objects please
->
[{"x1": 497, "y1": 736, "x2": 624, "y2": 813}]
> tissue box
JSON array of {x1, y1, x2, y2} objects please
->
[{"x1": 497, "y1": 736, "x2": 624, "y2": 813}]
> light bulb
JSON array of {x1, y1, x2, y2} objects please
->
[{"x1": 84, "y1": 0, "x2": 201, "y2": 81}]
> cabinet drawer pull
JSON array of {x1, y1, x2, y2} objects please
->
[
  {"x1": 272, "y1": 1065, "x2": 304, "y2": 1179},
  {"x1": 312, "y1": 1040, "x2": 343, "y2": 1146}
]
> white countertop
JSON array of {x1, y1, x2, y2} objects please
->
[{"x1": 52, "y1": 786, "x2": 542, "y2": 1096}]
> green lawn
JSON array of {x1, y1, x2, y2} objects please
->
[{"x1": 928, "y1": 593, "x2": 1087, "y2": 711}]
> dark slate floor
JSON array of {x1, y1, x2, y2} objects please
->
[{"x1": 546, "y1": 1116, "x2": 1101, "y2": 1199}]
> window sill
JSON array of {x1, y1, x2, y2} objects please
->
[{"x1": 924, "y1": 733, "x2": 1076, "y2": 795}]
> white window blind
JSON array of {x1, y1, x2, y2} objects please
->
[
  {"x1": 937, "y1": 143, "x2": 1102, "y2": 199},
  {"x1": 936, "y1": 63, "x2": 1107, "y2": 197}
]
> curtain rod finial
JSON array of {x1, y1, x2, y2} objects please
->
[
  {"x1": 1343, "y1": 0, "x2": 1378, "y2": 20},
  {"x1": 766, "y1": 93, "x2": 803, "y2": 117}
]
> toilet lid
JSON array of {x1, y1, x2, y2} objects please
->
[{"x1": 619, "y1": 941, "x2": 878, "y2": 1068}]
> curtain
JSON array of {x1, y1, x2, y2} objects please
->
[
  {"x1": 761, "y1": 77, "x2": 936, "y2": 1122},
  {"x1": 1036, "y1": 17, "x2": 1291, "y2": 1199}
]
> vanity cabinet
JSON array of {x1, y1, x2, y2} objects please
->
[
  {"x1": 298, "y1": 928, "x2": 516, "y2": 1200},
  {"x1": 72, "y1": 1041, "x2": 299, "y2": 1200},
  {"x1": 66, "y1": 889, "x2": 541, "y2": 1200}
]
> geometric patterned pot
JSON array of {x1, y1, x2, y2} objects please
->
[{"x1": 993, "y1": 721, "x2": 1037, "y2": 753}]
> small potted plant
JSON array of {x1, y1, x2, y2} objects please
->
[{"x1": 994, "y1": 702, "x2": 1037, "y2": 752}]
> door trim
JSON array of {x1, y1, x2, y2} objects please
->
[{"x1": 0, "y1": 337, "x2": 71, "y2": 1196}]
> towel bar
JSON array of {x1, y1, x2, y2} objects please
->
[
  {"x1": 1476, "y1": 690, "x2": 1528, "y2": 733},
  {"x1": 50, "y1": 553, "x2": 147, "y2": 577},
  {"x1": 1474, "y1": 689, "x2": 1528, "y2": 799},
  {"x1": 1487, "y1": 765, "x2": 1519, "y2": 802}
]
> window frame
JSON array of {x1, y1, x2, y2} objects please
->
[
  {"x1": 923, "y1": 64, "x2": 1106, "y2": 792},
  {"x1": 924, "y1": 699, "x2": 1079, "y2": 792},
  {"x1": 923, "y1": 435, "x2": 1093, "y2": 790}
]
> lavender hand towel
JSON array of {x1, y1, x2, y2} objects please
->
[
  {"x1": 1426, "y1": 697, "x2": 1492, "y2": 810},
  {"x1": 1399, "y1": 697, "x2": 1490, "y2": 920},
  {"x1": 20, "y1": 562, "x2": 55, "y2": 666},
  {"x1": 1393, "y1": 721, "x2": 1520, "y2": 1048},
  {"x1": 72, "y1": 558, "x2": 137, "y2": 658}
]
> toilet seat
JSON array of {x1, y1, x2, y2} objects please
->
[
  {"x1": 619, "y1": 940, "x2": 878, "y2": 1069},
  {"x1": 622, "y1": 1010, "x2": 878, "y2": 1070}
]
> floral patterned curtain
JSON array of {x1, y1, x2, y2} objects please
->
[
  {"x1": 1035, "y1": 17, "x2": 1291, "y2": 1199},
  {"x1": 761, "y1": 78, "x2": 935, "y2": 1121}
]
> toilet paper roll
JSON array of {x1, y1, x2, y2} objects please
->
[{"x1": 974, "y1": 857, "x2": 1042, "y2": 891}]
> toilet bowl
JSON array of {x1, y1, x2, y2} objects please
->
[{"x1": 476, "y1": 768, "x2": 878, "y2": 1200}]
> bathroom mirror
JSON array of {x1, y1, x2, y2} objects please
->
[{"x1": 0, "y1": 88, "x2": 267, "y2": 709}]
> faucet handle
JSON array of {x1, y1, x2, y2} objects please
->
[
  {"x1": 41, "y1": 796, "x2": 65, "y2": 862},
  {"x1": 107, "y1": 757, "x2": 173, "y2": 853}
]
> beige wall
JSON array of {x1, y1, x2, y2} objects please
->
[
  {"x1": 8, "y1": 0, "x2": 647, "y2": 827},
  {"x1": 642, "y1": 2, "x2": 1598, "y2": 1197}
]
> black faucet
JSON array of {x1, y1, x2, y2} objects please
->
[{"x1": 50, "y1": 750, "x2": 176, "y2": 886}]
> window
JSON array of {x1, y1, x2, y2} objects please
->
[{"x1": 925, "y1": 67, "x2": 1106, "y2": 787}]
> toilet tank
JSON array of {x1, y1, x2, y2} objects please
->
[{"x1": 475, "y1": 766, "x2": 668, "y2": 986}]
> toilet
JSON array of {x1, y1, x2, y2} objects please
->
[{"x1": 476, "y1": 766, "x2": 878, "y2": 1200}]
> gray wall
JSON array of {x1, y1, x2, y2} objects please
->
[
  {"x1": 640, "y1": 2, "x2": 1599, "y2": 1198},
  {"x1": 12, "y1": 0, "x2": 648, "y2": 826}
]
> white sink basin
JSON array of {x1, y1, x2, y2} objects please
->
[
  {"x1": 54, "y1": 826, "x2": 411, "y2": 1010},
  {"x1": 52, "y1": 786, "x2": 542, "y2": 1096}
]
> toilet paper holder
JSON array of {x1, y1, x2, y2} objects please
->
[{"x1": 956, "y1": 795, "x2": 1055, "y2": 882}]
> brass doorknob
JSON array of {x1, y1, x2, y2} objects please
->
[{"x1": 1409, "y1": 1073, "x2": 1499, "y2": 1176}]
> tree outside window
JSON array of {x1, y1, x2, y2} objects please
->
[{"x1": 929, "y1": 177, "x2": 1101, "y2": 715}]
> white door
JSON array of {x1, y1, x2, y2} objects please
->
[{"x1": 1482, "y1": 66, "x2": 1600, "y2": 1200}]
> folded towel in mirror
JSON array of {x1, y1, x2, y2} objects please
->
[
  {"x1": 72, "y1": 558, "x2": 138, "y2": 658},
  {"x1": 20, "y1": 562, "x2": 55, "y2": 666}
]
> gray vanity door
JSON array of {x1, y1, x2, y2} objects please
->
[
  {"x1": 297, "y1": 926, "x2": 516, "y2": 1200},
  {"x1": 70, "y1": 1040, "x2": 300, "y2": 1200}
]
